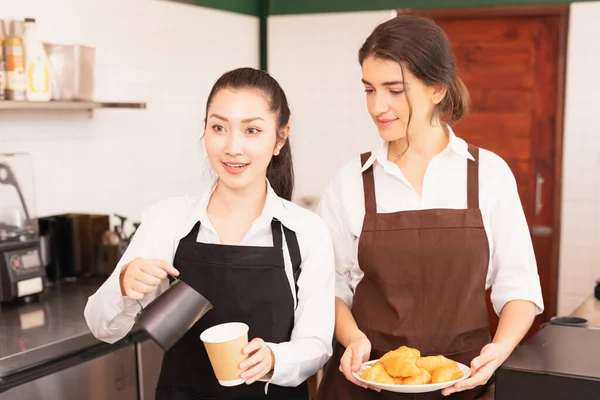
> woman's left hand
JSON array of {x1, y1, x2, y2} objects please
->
[
  {"x1": 441, "y1": 343, "x2": 510, "y2": 396},
  {"x1": 239, "y1": 338, "x2": 275, "y2": 384}
]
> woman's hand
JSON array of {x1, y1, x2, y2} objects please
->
[
  {"x1": 240, "y1": 338, "x2": 275, "y2": 384},
  {"x1": 442, "y1": 343, "x2": 510, "y2": 396},
  {"x1": 339, "y1": 333, "x2": 379, "y2": 391},
  {"x1": 119, "y1": 258, "x2": 179, "y2": 300}
]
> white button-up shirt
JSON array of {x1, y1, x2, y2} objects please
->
[
  {"x1": 84, "y1": 181, "x2": 335, "y2": 390},
  {"x1": 316, "y1": 128, "x2": 544, "y2": 316}
]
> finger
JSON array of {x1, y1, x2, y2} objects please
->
[
  {"x1": 131, "y1": 280, "x2": 153, "y2": 294},
  {"x1": 340, "y1": 348, "x2": 354, "y2": 376},
  {"x1": 134, "y1": 271, "x2": 163, "y2": 286},
  {"x1": 340, "y1": 350, "x2": 368, "y2": 389},
  {"x1": 141, "y1": 263, "x2": 169, "y2": 280},
  {"x1": 156, "y1": 260, "x2": 179, "y2": 276},
  {"x1": 242, "y1": 359, "x2": 268, "y2": 383},
  {"x1": 125, "y1": 288, "x2": 144, "y2": 300},
  {"x1": 444, "y1": 363, "x2": 495, "y2": 395},
  {"x1": 471, "y1": 351, "x2": 495, "y2": 371},
  {"x1": 243, "y1": 338, "x2": 264, "y2": 356},
  {"x1": 240, "y1": 348, "x2": 266, "y2": 371},
  {"x1": 351, "y1": 350, "x2": 365, "y2": 372}
]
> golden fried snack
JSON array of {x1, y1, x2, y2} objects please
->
[
  {"x1": 381, "y1": 358, "x2": 421, "y2": 378},
  {"x1": 361, "y1": 362, "x2": 395, "y2": 385},
  {"x1": 393, "y1": 377, "x2": 404, "y2": 385},
  {"x1": 431, "y1": 365, "x2": 464, "y2": 383},
  {"x1": 416, "y1": 355, "x2": 457, "y2": 372},
  {"x1": 380, "y1": 346, "x2": 421, "y2": 363},
  {"x1": 402, "y1": 368, "x2": 431, "y2": 385}
]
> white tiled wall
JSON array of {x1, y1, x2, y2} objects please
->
[
  {"x1": 558, "y1": 1, "x2": 600, "y2": 315},
  {"x1": 268, "y1": 10, "x2": 395, "y2": 198},
  {"x1": 0, "y1": 0, "x2": 258, "y2": 232},
  {"x1": 269, "y1": 5, "x2": 600, "y2": 317}
]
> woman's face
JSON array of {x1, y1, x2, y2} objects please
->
[
  {"x1": 205, "y1": 88, "x2": 285, "y2": 192},
  {"x1": 361, "y1": 56, "x2": 440, "y2": 142}
]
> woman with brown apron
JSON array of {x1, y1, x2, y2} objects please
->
[
  {"x1": 85, "y1": 68, "x2": 335, "y2": 399},
  {"x1": 317, "y1": 15, "x2": 544, "y2": 399}
]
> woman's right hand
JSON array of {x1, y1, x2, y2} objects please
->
[
  {"x1": 119, "y1": 257, "x2": 179, "y2": 300},
  {"x1": 339, "y1": 332, "x2": 379, "y2": 390}
]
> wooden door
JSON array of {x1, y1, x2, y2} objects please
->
[{"x1": 402, "y1": 7, "x2": 568, "y2": 339}]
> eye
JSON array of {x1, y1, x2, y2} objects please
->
[
  {"x1": 390, "y1": 90, "x2": 404, "y2": 95},
  {"x1": 246, "y1": 127, "x2": 262, "y2": 135},
  {"x1": 364, "y1": 88, "x2": 374, "y2": 94},
  {"x1": 212, "y1": 124, "x2": 226, "y2": 133}
]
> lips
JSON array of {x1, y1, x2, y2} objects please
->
[
  {"x1": 221, "y1": 162, "x2": 249, "y2": 175},
  {"x1": 377, "y1": 118, "x2": 398, "y2": 129}
]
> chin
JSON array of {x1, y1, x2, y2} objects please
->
[{"x1": 378, "y1": 129, "x2": 407, "y2": 142}]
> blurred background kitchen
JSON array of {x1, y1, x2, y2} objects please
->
[{"x1": 1, "y1": 0, "x2": 600, "y2": 399}]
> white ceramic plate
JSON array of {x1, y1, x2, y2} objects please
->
[{"x1": 352, "y1": 359, "x2": 471, "y2": 394}]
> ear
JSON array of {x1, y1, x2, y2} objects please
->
[
  {"x1": 431, "y1": 84, "x2": 448, "y2": 105},
  {"x1": 274, "y1": 125, "x2": 290, "y2": 156}
]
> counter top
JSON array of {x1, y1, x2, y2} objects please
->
[{"x1": 0, "y1": 281, "x2": 145, "y2": 391}]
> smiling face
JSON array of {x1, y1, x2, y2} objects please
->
[
  {"x1": 204, "y1": 88, "x2": 286, "y2": 193},
  {"x1": 361, "y1": 56, "x2": 441, "y2": 142}
]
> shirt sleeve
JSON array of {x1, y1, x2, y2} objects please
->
[
  {"x1": 487, "y1": 157, "x2": 544, "y2": 316},
  {"x1": 84, "y1": 204, "x2": 171, "y2": 344},
  {"x1": 264, "y1": 218, "x2": 335, "y2": 389},
  {"x1": 316, "y1": 183, "x2": 360, "y2": 308}
]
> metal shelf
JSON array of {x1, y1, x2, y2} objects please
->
[{"x1": 0, "y1": 100, "x2": 146, "y2": 111}]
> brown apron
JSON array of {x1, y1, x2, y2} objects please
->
[{"x1": 319, "y1": 145, "x2": 492, "y2": 400}]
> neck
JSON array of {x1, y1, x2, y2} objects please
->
[
  {"x1": 389, "y1": 119, "x2": 448, "y2": 160},
  {"x1": 208, "y1": 179, "x2": 267, "y2": 220}
]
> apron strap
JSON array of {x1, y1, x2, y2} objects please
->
[
  {"x1": 360, "y1": 152, "x2": 377, "y2": 215},
  {"x1": 283, "y1": 225, "x2": 302, "y2": 303},
  {"x1": 467, "y1": 144, "x2": 480, "y2": 209},
  {"x1": 273, "y1": 219, "x2": 302, "y2": 303}
]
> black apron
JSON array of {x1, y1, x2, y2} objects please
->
[{"x1": 156, "y1": 219, "x2": 309, "y2": 400}]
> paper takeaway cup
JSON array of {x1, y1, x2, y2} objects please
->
[{"x1": 200, "y1": 322, "x2": 249, "y2": 386}]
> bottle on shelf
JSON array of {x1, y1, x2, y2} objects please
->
[
  {"x1": 5, "y1": 19, "x2": 26, "y2": 101},
  {"x1": 0, "y1": 20, "x2": 7, "y2": 100},
  {"x1": 23, "y1": 17, "x2": 51, "y2": 101}
]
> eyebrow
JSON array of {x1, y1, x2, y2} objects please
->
[
  {"x1": 361, "y1": 79, "x2": 405, "y2": 86},
  {"x1": 209, "y1": 113, "x2": 264, "y2": 123}
]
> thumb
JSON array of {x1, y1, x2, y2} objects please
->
[
  {"x1": 352, "y1": 350, "x2": 364, "y2": 371},
  {"x1": 471, "y1": 351, "x2": 493, "y2": 370}
]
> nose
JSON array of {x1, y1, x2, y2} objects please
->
[
  {"x1": 225, "y1": 131, "x2": 244, "y2": 156},
  {"x1": 372, "y1": 91, "x2": 389, "y2": 116}
]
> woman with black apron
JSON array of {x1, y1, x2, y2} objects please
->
[
  {"x1": 85, "y1": 68, "x2": 335, "y2": 399},
  {"x1": 316, "y1": 15, "x2": 544, "y2": 399}
]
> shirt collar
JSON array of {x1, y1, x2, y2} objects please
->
[
  {"x1": 177, "y1": 179, "x2": 287, "y2": 240},
  {"x1": 360, "y1": 125, "x2": 474, "y2": 172}
]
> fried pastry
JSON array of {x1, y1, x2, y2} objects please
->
[
  {"x1": 380, "y1": 346, "x2": 421, "y2": 363},
  {"x1": 393, "y1": 377, "x2": 404, "y2": 384},
  {"x1": 381, "y1": 358, "x2": 421, "y2": 378},
  {"x1": 361, "y1": 362, "x2": 395, "y2": 385},
  {"x1": 416, "y1": 355, "x2": 457, "y2": 372},
  {"x1": 431, "y1": 365, "x2": 464, "y2": 383},
  {"x1": 402, "y1": 368, "x2": 431, "y2": 385}
]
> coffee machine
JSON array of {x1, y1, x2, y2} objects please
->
[{"x1": 0, "y1": 153, "x2": 46, "y2": 303}]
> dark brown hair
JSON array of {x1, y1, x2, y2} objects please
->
[
  {"x1": 204, "y1": 67, "x2": 294, "y2": 201},
  {"x1": 359, "y1": 14, "x2": 469, "y2": 126}
]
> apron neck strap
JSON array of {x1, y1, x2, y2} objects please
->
[
  {"x1": 276, "y1": 219, "x2": 302, "y2": 300},
  {"x1": 360, "y1": 152, "x2": 377, "y2": 215},
  {"x1": 183, "y1": 221, "x2": 202, "y2": 241},
  {"x1": 467, "y1": 144, "x2": 480, "y2": 209}
]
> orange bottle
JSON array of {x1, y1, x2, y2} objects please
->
[{"x1": 5, "y1": 20, "x2": 26, "y2": 101}]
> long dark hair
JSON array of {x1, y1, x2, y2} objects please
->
[
  {"x1": 204, "y1": 67, "x2": 294, "y2": 201},
  {"x1": 358, "y1": 15, "x2": 469, "y2": 155}
]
